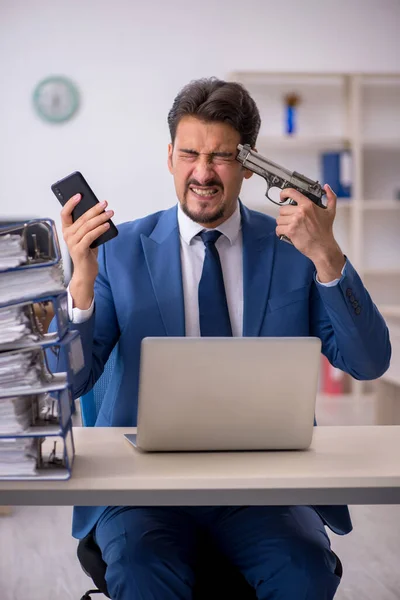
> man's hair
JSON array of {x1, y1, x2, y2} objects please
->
[{"x1": 167, "y1": 77, "x2": 261, "y2": 148}]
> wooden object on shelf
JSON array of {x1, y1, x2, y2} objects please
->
[
  {"x1": 33, "y1": 301, "x2": 55, "y2": 334},
  {"x1": 0, "y1": 506, "x2": 13, "y2": 516}
]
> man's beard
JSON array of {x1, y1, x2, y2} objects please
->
[
  {"x1": 181, "y1": 179, "x2": 225, "y2": 225},
  {"x1": 180, "y1": 199, "x2": 225, "y2": 224}
]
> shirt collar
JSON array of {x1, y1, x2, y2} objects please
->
[{"x1": 177, "y1": 202, "x2": 241, "y2": 246}]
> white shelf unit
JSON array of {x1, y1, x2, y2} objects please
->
[{"x1": 229, "y1": 71, "x2": 400, "y2": 394}]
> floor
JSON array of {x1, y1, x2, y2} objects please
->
[{"x1": 1, "y1": 394, "x2": 399, "y2": 600}]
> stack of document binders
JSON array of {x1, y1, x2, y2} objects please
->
[{"x1": 0, "y1": 219, "x2": 83, "y2": 480}]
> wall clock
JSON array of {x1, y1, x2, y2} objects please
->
[{"x1": 33, "y1": 76, "x2": 80, "y2": 123}]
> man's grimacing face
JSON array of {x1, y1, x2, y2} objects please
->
[{"x1": 168, "y1": 116, "x2": 253, "y2": 228}]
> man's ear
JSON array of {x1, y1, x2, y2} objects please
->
[{"x1": 167, "y1": 143, "x2": 173, "y2": 174}]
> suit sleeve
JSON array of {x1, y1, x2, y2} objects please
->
[{"x1": 310, "y1": 258, "x2": 391, "y2": 380}]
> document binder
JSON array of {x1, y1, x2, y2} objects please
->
[
  {"x1": 0, "y1": 385, "x2": 72, "y2": 436},
  {"x1": 0, "y1": 219, "x2": 62, "y2": 271},
  {"x1": 0, "y1": 330, "x2": 83, "y2": 395},
  {"x1": 0, "y1": 217, "x2": 81, "y2": 480},
  {"x1": 0, "y1": 420, "x2": 75, "y2": 480},
  {"x1": 0, "y1": 378, "x2": 74, "y2": 477},
  {"x1": 0, "y1": 292, "x2": 68, "y2": 350},
  {"x1": 0, "y1": 219, "x2": 65, "y2": 306}
]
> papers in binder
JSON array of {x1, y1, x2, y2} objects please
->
[
  {"x1": 0, "y1": 234, "x2": 28, "y2": 269},
  {"x1": 0, "y1": 264, "x2": 65, "y2": 305},
  {"x1": 0, "y1": 386, "x2": 72, "y2": 436},
  {"x1": 0, "y1": 395, "x2": 33, "y2": 435},
  {"x1": 0, "y1": 331, "x2": 83, "y2": 397},
  {"x1": 0, "y1": 438, "x2": 38, "y2": 477},
  {"x1": 0, "y1": 349, "x2": 43, "y2": 390},
  {"x1": 0, "y1": 383, "x2": 74, "y2": 478},
  {"x1": 0, "y1": 219, "x2": 62, "y2": 272},
  {"x1": 0, "y1": 423, "x2": 75, "y2": 480},
  {"x1": 0, "y1": 219, "x2": 65, "y2": 306},
  {"x1": 0, "y1": 304, "x2": 36, "y2": 345},
  {"x1": 0, "y1": 293, "x2": 68, "y2": 350}
]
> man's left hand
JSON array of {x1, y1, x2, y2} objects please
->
[{"x1": 276, "y1": 184, "x2": 346, "y2": 283}]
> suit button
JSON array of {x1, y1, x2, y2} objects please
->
[
  {"x1": 350, "y1": 295, "x2": 355, "y2": 303},
  {"x1": 346, "y1": 288, "x2": 352, "y2": 297},
  {"x1": 353, "y1": 301, "x2": 359, "y2": 308},
  {"x1": 355, "y1": 306, "x2": 361, "y2": 315}
]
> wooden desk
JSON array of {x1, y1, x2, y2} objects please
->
[{"x1": 1, "y1": 426, "x2": 400, "y2": 506}]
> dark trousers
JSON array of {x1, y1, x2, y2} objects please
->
[{"x1": 94, "y1": 505, "x2": 341, "y2": 600}]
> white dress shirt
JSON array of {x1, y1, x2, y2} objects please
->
[
  {"x1": 68, "y1": 202, "x2": 344, "y2": 330},
  {"x1": 178, "y1": 203, "x2": 243, "y2": 337}
]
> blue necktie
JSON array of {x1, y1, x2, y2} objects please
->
[{"x1": 198, "y1": 230, "x2": 233, "y2": 337}]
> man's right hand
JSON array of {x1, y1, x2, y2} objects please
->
[{"x1": 61, "y1": 194, "x2": 114, "y2": 309}]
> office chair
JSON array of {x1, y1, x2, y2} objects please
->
[{"x1": 77, "y1": 345, "x2": 257, "y2": 599}]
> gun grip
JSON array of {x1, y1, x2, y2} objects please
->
[
  {"x1": 278, "y1": 198, "x2": 296, "y2": 244},
  {"x1": 279, "y1": 234, "x2": 293, "y2": 245}
]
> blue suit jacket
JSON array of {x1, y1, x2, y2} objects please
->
[{"x1": 60, "y1": 203, "x2": 391, "y2": 539}]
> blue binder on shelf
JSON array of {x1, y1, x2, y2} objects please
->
[{"x1": 321, "y1": 150, "x2": 352, "y2": 198}]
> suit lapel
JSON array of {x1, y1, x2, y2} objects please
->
[
  {"x1": 141, "y1": 202, "x2": 276, "y2": 338},
  {"x1": 241, "y1": 203, "x2": 277, "y2": 337},
  {"x1": 141, "y1": 206, "x2": 185, "y2": 336}
]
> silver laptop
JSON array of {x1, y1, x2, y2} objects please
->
[{"x1": 125, "y1": 337, "x2": 321, "y2": 452}]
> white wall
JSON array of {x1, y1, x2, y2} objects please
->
[{"x1": 1, "y1": 0, "x2": 399, "y2": 247}]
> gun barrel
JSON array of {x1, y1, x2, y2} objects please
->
[
  {"x1": 236, "y1": 144, "x2": 292, "y2": 181},
  {"x1": 236, "y1": 144, "x2": 324, "y2": 201}
]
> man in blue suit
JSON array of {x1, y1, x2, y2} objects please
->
[{"x1": 60, "y1": 78, "x2": 390, "y2": 599}]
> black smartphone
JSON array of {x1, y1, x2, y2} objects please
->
[{"x1": 51, "y1": 171, "x2": 118, "y2": 248}]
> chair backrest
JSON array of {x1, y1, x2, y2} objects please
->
[{"x1": 80, "y1": 345, "x2": 118, "y2": 427}]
